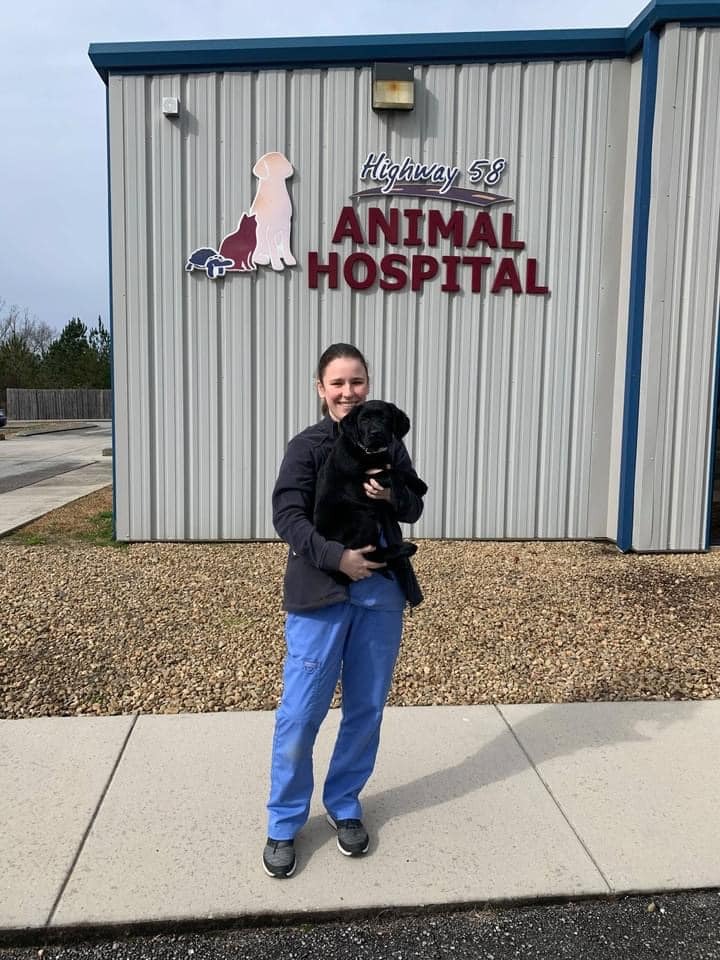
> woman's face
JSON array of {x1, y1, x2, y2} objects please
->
[{"x1": 317, "y1": 357, "x2": 369, "y2": 421}]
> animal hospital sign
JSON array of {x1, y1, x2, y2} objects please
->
[
  {"x1": 187, "y1": 150, "x2": 550, "y2": 296},
  {"x1": 308, "y1": 153, "x2": 549, "y2": 295}
]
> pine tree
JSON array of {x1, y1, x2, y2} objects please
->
[
  {"x1": 42, "y1": 318, "x2": 94, "y2": 387},
  {"x1": 0, "y1": 334, "x2": 41, "y2": 390}
]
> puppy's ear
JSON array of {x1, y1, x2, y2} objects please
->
[
  {"x1": 389, "y1": 403, "x2": 410, "y2": 439},
  {"x1": 339, "y1": 404, "x2": 362, "y2": 444}
]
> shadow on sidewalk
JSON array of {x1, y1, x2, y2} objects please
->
[{"x1": 297, "y1": 696, "x2": 696, "y2": 863}]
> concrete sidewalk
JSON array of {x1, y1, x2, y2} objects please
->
[
  {"x1": 0, "y1": 421, "x2": 112, "y2": 535},
  {"x1": 2, "y1": 701, "x2": 719, "y2": 939}
]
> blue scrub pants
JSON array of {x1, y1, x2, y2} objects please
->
[{"x1": 267, "y1": 600, "x2": 403, "y2": 840}]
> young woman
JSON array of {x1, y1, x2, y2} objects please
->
[{"x1": 264, "y1": 343, "x2": 426, "y2": 878}]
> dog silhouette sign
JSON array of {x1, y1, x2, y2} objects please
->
[{"x1": 185, "y1": 151, "x2": 296, "y2": 280}]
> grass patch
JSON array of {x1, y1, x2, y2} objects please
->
[
  {"x1": 2, "y1": 486, "x2": 125, "y2": 547},
  {"x1": 76, "y1": 510, "x2": 116, "y2": 546},
  {"x1": 15, "y1": 532, "x2": 47, "y2": 546},
  {"x1": 0, "y1": 420, "x2": 90, "y2": 438}
]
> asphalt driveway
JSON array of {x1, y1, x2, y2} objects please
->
[{"x1": 0, "y1": 423, "x2": 111, "y2": 495}]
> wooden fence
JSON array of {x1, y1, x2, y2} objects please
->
[{"x1": 6, "y1": 388, "x2": 112, "y2": 420}]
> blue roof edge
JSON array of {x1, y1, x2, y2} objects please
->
[
  {"x1": 88, "y1": 29, "x2": 626, "y2": 82},
  {"x1": 88, "y1": 0, "x2": 720, "y2": 82}
]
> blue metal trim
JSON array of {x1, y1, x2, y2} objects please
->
[
  {"x1": 88, "y1": 30, "x2": 627, "y2": 81},
  {"x1": 704, "y1": 303, "x2": 720, "y2": 547},
  {"x1": 105, "y1": 85, "x2": 118, "y2": 541},
  {"x1": 88, "y1": 1, "x2": 720, "y2": 82},
  {"x1": 616, "y1": 30, "x2": 660, "y2": 552},
  {"x1": 626, "y1": 1, "x2": 720, "y2": 52}
]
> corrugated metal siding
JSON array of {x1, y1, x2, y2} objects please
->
[
  {"x1": 633, "y1": 25, "x2": 720, "y2": 550},
  {"x1": 109, "y1": 57, "x2": 636, "y2": 541}
]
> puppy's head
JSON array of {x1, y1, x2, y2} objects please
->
[{"x1": 340, "y1": 400, "x2": 410, "y2": 455}]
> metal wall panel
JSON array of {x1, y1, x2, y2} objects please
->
[
  {"x1": 218, "y1": 72, "x2": 255, "y2": 539},
  {"x1": 109, "y1": 56, "x2": 636, "y2": 541},
  {"x1": 634, "y1": 25, "x2": 720, "y2": 550}
]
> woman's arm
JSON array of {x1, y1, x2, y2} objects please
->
[
  {"x1": 272, "y1": 437, "x2": 345, "y2": 571},
  {"x1": 389, "y1": 439, "x2": 426, "y2": 525}
]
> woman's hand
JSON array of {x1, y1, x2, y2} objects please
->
[
  {"x1": 339, "y1": 545, "x2": 386, "y2": 581},
  {"x1": 364, "y1": 466, "x2": 392, "y2": 503}
]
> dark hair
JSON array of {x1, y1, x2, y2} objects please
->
[{"x1": 317, "y1": 343, "x2": 369, "y2": 415}]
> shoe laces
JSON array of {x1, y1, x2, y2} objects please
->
[{"x1": 268, "y1": 839, "x2": 293, "y2": 850}]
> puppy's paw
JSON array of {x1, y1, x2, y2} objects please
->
[{"x1": 374, "y1": 470, "x2": 393, "y2": 488}]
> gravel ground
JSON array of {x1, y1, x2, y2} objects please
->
[
  {"x1": 2, "y1": 892, "x2": 720, "y2": 958},
  {"x1": 2, "y1": 526, "x2": 720, "y2": 718}
]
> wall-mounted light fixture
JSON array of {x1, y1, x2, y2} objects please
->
[{"x1": 372, "y1": 62, "x2": 414, "y2": 111}]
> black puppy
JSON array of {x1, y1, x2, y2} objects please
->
[{"x1": 314, "y1": 400, "x2": 427, "y2": 576}]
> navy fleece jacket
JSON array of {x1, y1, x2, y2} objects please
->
[{"x1": 272, "y1": 415, "x2": 425, "y2": 612}]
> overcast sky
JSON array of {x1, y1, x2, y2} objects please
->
[{"x1": 1, "y1": 0, "x2": 646, "y2": 334}]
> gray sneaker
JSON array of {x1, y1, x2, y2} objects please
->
[
  {"x1": 326, "y1": 813, "x2": 369, "y2": 856},
  {"x1": 262, "y1": 838, "x2": 296, "y2": 878}
]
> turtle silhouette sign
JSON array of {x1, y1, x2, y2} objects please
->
[{"x1": 186, "y1": 151, "x2": 296, "y2": 279}]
